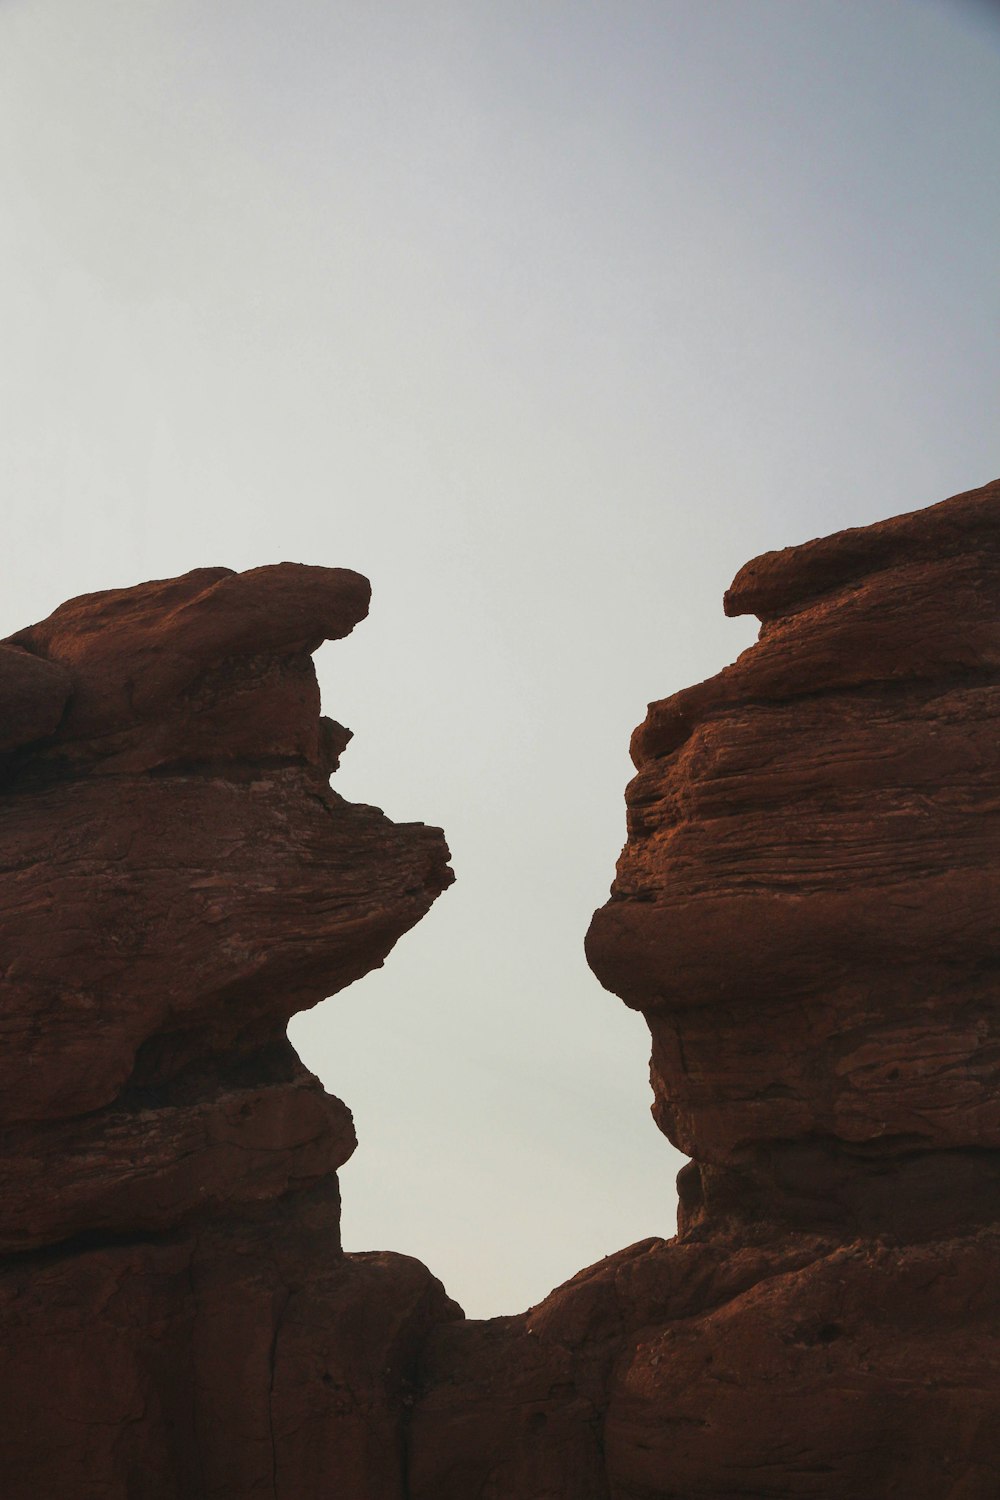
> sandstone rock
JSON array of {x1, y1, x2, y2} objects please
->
[
  {"x1": 6, "y1": 479, "x2": 1000, "y2": 1498},
  {"x1": 586, "y1": 478, "x2": 1000, "y2": 1231},
  {"x1": 0, "y1": 640, "x2": 71, "y2": 750},
  {"x1": 0, "y1": 1189, "x2": 461, "y2": 1500},
  {"x1": 0, "y1": 564, "x2": 458, "y2": 1498},
  {"x1": 410, "y1": 477, "x2": 1000, "y2": 1498},
  {"x1": 6, "y1": 562, "x2": 371, "y2": 756}
]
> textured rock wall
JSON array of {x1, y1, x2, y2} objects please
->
[
  {"x1": 587, "y1": 477, "x2": 1000, "y2": 1235},
  {"x1": 0, "y1": 564, "x2": 459, "y2": 1499},
  {"x1": 4, "y1": 478, "x2": 1000, "y2": 1498},
  {"x1": 410, "y1": 478, "x2": 1000, "y2": 1499}
]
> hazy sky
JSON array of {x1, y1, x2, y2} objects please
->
[{"x1": 1, "y1": 0, "x2": 997, "y2": 1317}]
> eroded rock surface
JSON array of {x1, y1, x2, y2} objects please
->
[
  {"x1": 587, "y1": 477, "x2": 1000, "y2": 1231},
  {"x1": 410, "y1": 477, "x2": 1000, "y2": 1499},
  {"x1": 0, "y1": 564, "x2": 459, "y2": 1499},
  {"x1": 5, "y1": 480, "x2": 1000, "y2": 1498}
]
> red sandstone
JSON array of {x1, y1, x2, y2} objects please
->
[
  {"x1": 0, "y1": 564, "x2": 459, "y2": 1498},
  {"x1": 2, "y1": 481, "x2": 1000, "y2": 1497}
]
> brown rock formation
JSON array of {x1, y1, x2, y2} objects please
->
[
  {"x1": 6, "y1": 478, "x2": 1000, "y2": 1498},
  {"x1": 588, "y1": 476, "x2": 1000, "y2": 1233},
  {"x1": 0, "y1": 564, "x2": 459, "y2": 1499},
  {"x1": 409, "y1": 478, "x2": 1000, "y2": 1498}
]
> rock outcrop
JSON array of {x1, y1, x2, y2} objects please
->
[
  {"x1": 410, "y1": 477, "x2": 1000, "y2": 1498},
  {"x1": 589, "y1": 474, "x2": 1000, "y2": 1238},
  {"x1": 4, "y1": 477, "x2": 1000, "y2": 1499},
  {"x1": 0, "y1": 564, "x2": 458, "y2": 1499}
]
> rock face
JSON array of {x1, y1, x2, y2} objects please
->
[
  {"x1": 5, "y1": 478, "x2": 1000, "y2": 1499},
  {"x1": 0, "y1": 564, "x2": 459, "y2": 1499},
  {"x1": 587, "y1": 476, "x2": 1000, "y2": 1234},
  {"x1": 409, "y1": 477, "x2": 1000, "y2": 1498}
]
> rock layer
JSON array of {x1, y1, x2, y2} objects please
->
[
  {"x1": 5, "y1": 480, "x2": 1000, "y2": 1498},
  {"x1": 586, "y1": 477, "x2": 1000, "y2": 1236},
  {"x1": 0, "y1": 564, "x2": 459, "y2": 1499},
  {"x1": 410, "y1": 478, "x2": 1000, "y2": 1499}
]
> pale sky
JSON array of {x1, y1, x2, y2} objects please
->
[{"x1": 1, "y1": 0, "x2": 997, "y2": 1317}]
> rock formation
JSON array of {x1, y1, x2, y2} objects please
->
[
  {"x1": 410, "y1": 476, "x2": 1000, "y2": 1498},
  {"x1": 0, "y1": 564, "x2": 459, "y2": 1499},
  {"x1": 3, "y1": 477, "x2": 1000, "y2": 1498}
]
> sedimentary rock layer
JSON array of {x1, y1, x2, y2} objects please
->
[
  {"x1": 5, "y1": 479, "x2": 1000, "y2": 1498},
  {"x1": 588, "y1": 477, "x2": 1000, "y2": 1234},
  {"x1": 410, "y1": 477, "x2": 1000, "y2": 1499},
  {"x1": 0, "y1": 564, "x2": 458, "y2": 1499}
]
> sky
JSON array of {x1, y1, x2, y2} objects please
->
[{"x1": 0, "y1": 0, "x2": 997, "y2": 1318}]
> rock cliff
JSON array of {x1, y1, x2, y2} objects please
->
[
  {"x1": 411, "y1": 477, "x2": 1000, "y2": 1498},
  {"x1": 3, "y1": 477, "x2": 1000, "y2": 1498},
  {"x1": 0, "y1": 564, "x2": 459, "y2": 1499}
]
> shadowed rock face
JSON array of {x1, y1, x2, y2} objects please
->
[
  {"x1": 5, "y1": 482, "x2": 1000, "y2": 1499},
  {"x1": 586, "y1": 477, "x2": 1000, "y2": 1235},
  {"x1": 408, "y1": 479, "x2": 1000, "y2": 1500},
  {"x1": 0, "y1": 564, "x2": 459, "y2": 1499}
]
